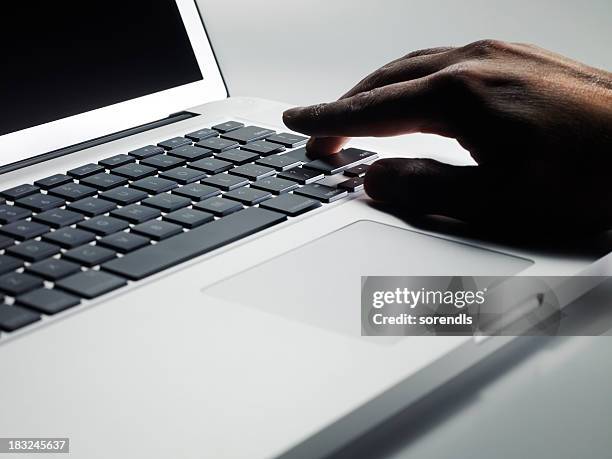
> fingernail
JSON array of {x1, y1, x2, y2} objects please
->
[{"x1": 364, "y1": 160, "x2": 396, "y2": 201}]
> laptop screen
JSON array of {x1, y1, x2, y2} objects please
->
[{"x1": 0, "y1": 1, "x2": 203, "y2": 137}]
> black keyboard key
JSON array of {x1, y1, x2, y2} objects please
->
[
  {"x1": 202, "y1": 174, "x2": 249, "y2": 191},
  {"x1": 283, "y1": 147, "x2": 312, "y2": 163},
  {"x1": 99, "y1": 154, "x2": 135, "y2": 169},
  {"x1": 212, "y1": 121, "x2": 244, "y2": 133},
  {"x1": 337, "y1": 176, "x2": 365, "y2": 192},
  {"x1": 7, "y1": 240, "x2": 61, "y2": 262},
  {"x1": 64, "y1": 245, "x2": 116, "y2": 267},
  {"x1": 131, "y1": 176, "x2": 178, "y2": 194},
  {"x1": 26, "y1": 259, "x2": 81, "y2": 281},
  {"x1": 189, "y1": 157, "x2": 233, "y2": 174},
  {"x1": 194, "y1": 197, "x2": 242, "y2": 217},
  {"x1": 140, "y1": 154, "x2": 185, "y2": 171},
  {"x1": 128, "y1": 145, "x2": 164, "y2": 159},
  {"x1": 0, "y1": 235, "x2": 13, "y2": 250},
  {"x1": 0, "y1": 255, "x2": 23, "y2": 275},
  {"x1": 67, "y1": 163, "x2": 104, "y2": 179},
  {"x1": 34, "y1": 174, "x2": 72, "y2": 190},
  {"x1": 185, "y1": 128, "x2": 217, "y2": 142},
  {"x1": 164, "y1": 208, "x2": 214, "y2": 229},
  {"x1": 196, "y1": 137, "x2": 239, "y2": 152},
  {"x1": 265, "y1": 132, "x2": 308, "y2": 148},
  {"x1": 250, "y1": 176, "x2": 298, "y2": 195},
  {"x1": 67, "y1": 197, "x2": 116, "y2": 217},
  {"x1": 33, "y1": 208, "x2": 84, "y2": 228},
  {"x1": 229, "y1": 164, "x2": 275, "y2": 181},
  {"x1": 159, "y1": 167, "x2": 206, "y2": 185},
  {"x1": 158, "y1": 137, "x2": 191, "y2": 150},
  {"x1": 142, "y1": 193, "x2": 191, "y2": 213},
  {"x1": 113, "y1": 163, "x2": 156, "y2": 180},
  {"x1": 294, "y1": 183, "x2": 349, "y2": 203},
  {"x1": 256, "y1": 154, "x2": 300, "y2": 171},
  {"x1": 17, "y1": 288, "x2": 80, "y2": 315},
  {"x1": 98, "y1": 232, "x2": 149, "y2": 253},
  {"x1": 240, "y1": 140, "x2": 285, "y2": 156},
  {"x1": 80, "y1": 173, "x2": 128, "y2": 191},
  {"x1": 102, "y1": 207, "x2": 286, "y2": 280},
  {"x1": 48, "y1": 183, "x2": 97, "y2": 201},
  {"x1": 77, "y1": 216, "x2": 129, "y2": 236},
  {"x1": 99, "y1": 187, "x2": 148, "y2": 206},
  {"x1": 277, "y1": 167, "x2": 324, "y2": 184},
  {"x1": 0, "y1": 205, "x2": 32, "y2": 224},
  {"x1": 56, "y1": 270, "x2": 127, "y2": 299},
  {"x1": 0, "y1": 272, "x2": 44, "y2": 296},
  {"x1": 42, "y1": 227, "x2": 96, "y2": 249},
  {"x1": 0, "y1": 304, "x2": 40, "y2": 331},
  {"x1": 132, "y1": 220, "x2": 183, "y2": 241},
  {"x1": 111, "y1": 204, "x2": 161, "y2": 224},
  {"x1": 167, "y1": 145, "x2": 212, "y2": 161},
  {"x1": 0, "y1": 221, "x2": 50, "y2": 241},
  {"x1": 15, "y1": 193, "x2": 65, "y2": 212},
  {"x1": 259, "y1": 193, "x2": 321, "y2": 217},
  {"x1": 215, "y1": 149, "x2": 259, "y2": 165},
  {"x1": 344, "y1": 164, "x2": 370, "y2": 177},
  {"x1": 221, "y1": 126, "x2": 275, "y2": 144},
  {"x1": 224, "y1": 187, "x2": 272, "y2": 206},
  {"x1": 1, "y1": 184, "x2": 40, "y2": 201},
  {"x1": 172, "y1": 183, "x2": 220, "y2": 201},
  {"x1": 303, "y1": 148, "x2": 378, "y2": 175}
]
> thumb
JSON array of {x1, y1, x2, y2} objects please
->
[{"x1": 364, "y1": 158, "x2": 491, "y2": 222}]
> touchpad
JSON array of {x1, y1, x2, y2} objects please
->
[{"x1": 202, "y1": 220, "x2": 532, "y2": 337}]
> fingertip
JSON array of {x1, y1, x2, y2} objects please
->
[
  {"x1": 305, "y1": 137, "x2": 346, "y2": 157},
  {"x1": 282, "y1": 107, "x2": 303, "y2": 129},
  {"x1": 364, "y1": 159, "x2": 398, "y2": 201}
]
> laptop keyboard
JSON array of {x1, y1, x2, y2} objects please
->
[{"x1": 0, "y1": 121, "x2": 376, "y2": 335}]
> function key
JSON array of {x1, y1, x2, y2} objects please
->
[
  {"x1": 67, "y1": 163, "x2": 105, "y2": 179},
  {"x1": 241, "y1": 140, "x2": 285, "y2": 156},
  {"x1": 99, "y1": 154, "x2": 135, "y2": 169},
  {"x1": 221, "y1": 126, "x2": 275, "y2": 144},
  {"x1": 337, "y1": 176, "x2": 365, "y2": 192},
  {"x1": 158, "y1": 137, "x2": 191, "y2": 150},
  {"x1": 0, "y1": 304, "x2": 40, "y2": 332},
  {"x1": 195, "y1": 137, "x2": 239, "y2": 152},
  {"x1": 1, "y1": 184, "x2": 39, "y2": 201},
  {"x1": 294, "y1": 183, "x2": 348, "y2": 203},
  {"x1": 34, "y1": 174, "x2": 72, "y2": 190},
  {"x1": 185, "y1": 128, "x2": 217, "y2": 142},
  {"x1": 212, "y1": 121, "x2": 244, "y2": 133},
  {"x1": 259, "y1": 193, "x2": 321, "y2": 217},
  {"x1": 265, "y1": 132, "x2": 308, "y2": 148},
  {"x1": 128, "y1": 145, "x2": 165, "y2": 159}
]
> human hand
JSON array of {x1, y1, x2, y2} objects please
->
[{"x1": 283, "y1": 40, "x2": 612, "y2": 234}]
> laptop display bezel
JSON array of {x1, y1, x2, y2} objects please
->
[{"x1": 0, "y1": 0, "x2": 227, "y2": 170}]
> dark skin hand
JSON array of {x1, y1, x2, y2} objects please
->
[{"x1": 283, "y1": 40, "x2": 612, "y2": 236}]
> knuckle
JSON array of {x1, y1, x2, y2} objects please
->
[
  {"x1": 437, "y1": 63, "x2": 482, "y2": 89},
  {"x1": 348, "y1": 90, "x2": 377, "y2": 113},
  {"x1": 464, "y1": 39, "x2": 510, "y2": 56}
]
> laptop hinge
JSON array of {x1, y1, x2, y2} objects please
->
[{"x1": 0, "y1": 111, "x2": 199, "y2": 175}]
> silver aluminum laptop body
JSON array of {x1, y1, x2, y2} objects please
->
[{"x1": 0, "y1": 2, "x2": 609, "y2": 458}]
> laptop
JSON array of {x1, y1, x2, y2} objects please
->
[{"x1": 0, "y1": 1, "x2": 609, "y2": 458}]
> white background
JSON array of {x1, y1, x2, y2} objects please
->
[{"x1": 197, "y1": 1, "x2": 612, "y2": 458}]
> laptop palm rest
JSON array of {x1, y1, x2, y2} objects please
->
[{"x1": 202, "y1": 220, "x2": 532, "y2": 339}]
